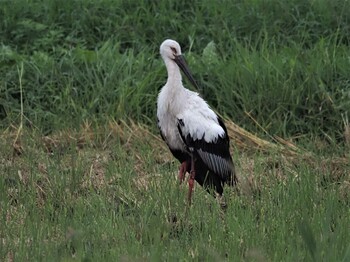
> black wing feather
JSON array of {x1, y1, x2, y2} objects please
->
[{"x1": 177, "y1": 116, "x2": 237, "y2": 186}]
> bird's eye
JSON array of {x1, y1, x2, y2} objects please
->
[{"x1": 170, "y1": 47, "x2": 177, "y2": 54}]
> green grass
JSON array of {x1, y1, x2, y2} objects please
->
[
  {"x1": 1, "y1": 0, "x2": 349, "y2": 141},
  {"x1": 1, "y1": 125, "x2": 349, "y2": 261},
  {"x1": 1, "y1": 0, "x2": 350, "y2": 261}
]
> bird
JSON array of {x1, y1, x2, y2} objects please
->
[{"x1": 157, "y1": 39, "x2": 238, "y2": 205}]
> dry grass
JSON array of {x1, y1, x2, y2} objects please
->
[
  {"x1": 3, "y1": 118, "x2": 349, "y2": 175},
  {"x1": 2, "y1": 118, "x2": 349, "y2": 206}
]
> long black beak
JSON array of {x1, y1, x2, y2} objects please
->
[{"x1": 174, "y1": 55, "x2": 200, "y2": 90}]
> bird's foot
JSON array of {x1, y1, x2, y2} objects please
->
[
  {"x1": 187, "y1": 170, "x2": 195, "y2": 205},
  {"x1": 178, "y1": 161, "x2": 187, "y2": 184}
]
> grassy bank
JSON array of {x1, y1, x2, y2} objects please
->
[{"x1": 1, "y1": 0, "x2": 349, "y2": 142}]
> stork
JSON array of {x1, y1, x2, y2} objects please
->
[{"x1": 157, "y1": 39, "x2": 238, "y2": 205}]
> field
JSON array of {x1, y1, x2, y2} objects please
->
[{"x1": 1, "y1": 0, "x2": 350, "y2": 261}]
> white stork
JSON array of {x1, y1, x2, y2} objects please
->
[{"x1": 157, "y1": 39, "x2": 238, "y2": 205}]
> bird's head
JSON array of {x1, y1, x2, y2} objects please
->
[
  {"x1": 160, "y1": 39, "x2": 182, "y2": 60},
  {"x1": 160, "y1": 39, "x2": 200, "y2": 90}
]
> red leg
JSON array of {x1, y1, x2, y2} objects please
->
[
  {"x1": 188, "y1": 155, "x2": 196, "y2": 205},
  {"x1": 178, "y1": 161, "x2": 187, "y2": 184}
]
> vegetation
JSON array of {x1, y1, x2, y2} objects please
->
[
  {"x1": 1, "y1": 0, "x2": 350, "y2": 139},
  {"x1": 1, "y1": 0, "x2": 349, "y2": 261},
  {"x1": 1, "y1": 122, "x2": 349, "y2": 261}
]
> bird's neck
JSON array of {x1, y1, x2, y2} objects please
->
[{"x1": 164, "y1": 59, "x2": 182, "y2": 87}]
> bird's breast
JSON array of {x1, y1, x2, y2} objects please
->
[
  {"x1": 159, "y1": 115, "x2": 186, "y2": 151},
  {"x1": 157, "y1": 85, "x2": 188, "y2": 152}
]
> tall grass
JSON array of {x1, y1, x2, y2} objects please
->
[
  {"x1": 1, "y1": 1, "x2": 350, "y2": 260},
  {"x1": 1, "y1": 0, "x2": 349, "y2": 143}
]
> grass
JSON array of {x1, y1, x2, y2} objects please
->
[
  {"x1": 1, "y1": 0, "x2": 350, "y2": 261},
  {"x1": 1, "y1": 123, "x2": 349, "y2": 261},
  {"x1": 1, "y1": 0, "x2": 350, "y2": 141}
]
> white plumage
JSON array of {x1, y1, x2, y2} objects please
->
[
  {"x1": 158, "y1": 88, "x2": 225, "y2": 146},
  {"x1": 157, "y1": 39, "x2": 237, "y2": 203}
]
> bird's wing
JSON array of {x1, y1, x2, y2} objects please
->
[{"x1": 176, "y1": 113, "x2": 235, "y2": 183}]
